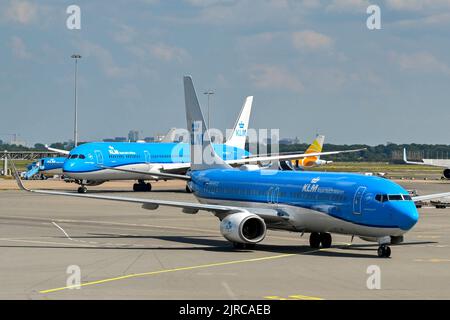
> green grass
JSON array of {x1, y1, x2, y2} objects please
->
[
  {"x1": 308, "y1": 162, "x2": 442, "y2": 173},
  {"x1": 0, "y1": 160, "x2": 33, "y2": 172}
]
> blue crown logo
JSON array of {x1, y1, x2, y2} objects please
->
[{"x1": 239, "y1": 121, "x2": 245, "y2": 129}]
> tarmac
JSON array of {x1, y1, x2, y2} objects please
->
[{"x1": 0, "y1": 178, "x2": 449, "y2": 299}]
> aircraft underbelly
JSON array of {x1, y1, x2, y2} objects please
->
[{"x1": 197, "y1": 197, "x2": 404, "y2": 238}]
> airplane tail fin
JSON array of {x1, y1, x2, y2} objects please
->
[
  {"x1": 184, "y1": 76, "x2": 231, "y2": 171},
  {"x1": 225, "y1": 96, "x2": 253, "y2": 150},
  {"x1": 160, "y1": 128, "x2": 178, "y2": 143},
  {"x1": 305, "y1": 135, "x2": 325, "y2": 157}
]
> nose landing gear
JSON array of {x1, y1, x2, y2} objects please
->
[
  {"x1": 77, "y1": 186, "x2": 87, "y2": 193},
  {"x1": 377, "y1": 245, "x2": 391, "y2": 258}
]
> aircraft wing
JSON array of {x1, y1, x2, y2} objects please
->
[
  {"x1": 45, "y1": 145, "x2": 70, "y2": 155},
  {"x1": 11, "y1": 163, "x2": 286, "y2": 223},
  {"x1": 412, "y1": 192, "x2": 450, "y2": 202},
  {"x1": 227, "y1": 148, "x2": 366, "y2": 165}
]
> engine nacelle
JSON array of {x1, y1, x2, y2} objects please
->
[
  {"x1": 443, "y1": 169, "x2": 450, "y2": 179},
  {"x1": 220, "y1": 212, "x2": 266, "y2": 244}
]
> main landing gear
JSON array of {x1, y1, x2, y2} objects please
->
[
  {"x1": 309, "y1": 232, "x2": 332, "y2": 249},
  {"x1": 133, "y1": 181, "x2": 152, "y2": 192},
  {"x1": 77, "y1": 186, "x2": 87, "y2": 193},
  {"x1": 377, "y1": 244, "x2": 391, "y2": 258}
]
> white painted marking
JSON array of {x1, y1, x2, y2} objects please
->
[{"x1": 52, "y1": 222, "x2": 73, "y2": 241}]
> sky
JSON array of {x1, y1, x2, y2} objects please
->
[{"x1": 1, "y1": 0, "x2": 450, "y2": 146}]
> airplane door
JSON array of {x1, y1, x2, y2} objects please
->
[
  {"x1": 144, "y1": 151, "x2": 151, "y2": 163},
  {"x1": 353, "y1": 186, "x2": 366, "y2": 214},
  {"x1": 267, "y1": 187, "x2": 280, "y2": 205},
  {"x1": 94, "y1": 150, "x2": 103, "y2": 165}
]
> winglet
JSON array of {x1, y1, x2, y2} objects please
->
[
  {"x1": 403, "y1": 148, "x2": 408, "y2": 163},
  {"x1": 9, "y1": 156, "x2": 30, "y2": 192},
  {"x1": 45, "y1": 144, "x2": 70, "y2": 155}
]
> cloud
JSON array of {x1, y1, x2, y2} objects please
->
[
  {"x1": 113, "y1": 24, "x2": 137, "y2": 44},
  {"x1": 385, "y1": 0, "x2": 450, "y2": 12},
  {"x1": 4, "y1": 0, "x2": 37, "y2": 24},
  {"x1": 389, "y1": 51, "x2": 450, "y2": 75},
  {"x1": 249, "y1": 64, "x2": 304, "y2": 93},
  {"x1": 78, "y1": 41, "x2": 129, "y2": 78},
  {"x1": 149, "y1": 43, "x2": 189, "y2": 62},
  {"x1": 392, "y1": 12, "x2": 450, "y2": 28},
  {"x1": 10, "y1": 36, "x2": 30, "y2": 59},
  {"x1": 292, "y1": 30, "x2": 333, "y2": 52},
  {"x1": 326, "y1": 0, "x2": 370, "y2": 13}
]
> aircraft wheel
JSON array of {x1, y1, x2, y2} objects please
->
[
  {"x1": 186, "y1": 185, "x2": 192, "y2": 193},
  {"x1": 133, "y1": 184, "x2": 139, "y2": 192},
  {"x1": 146, "y1": 183, "x2": 152, "y2": 192},
  {"x1": 320, "y1": 233, "x2": 332, "y2": 248},
  {"x1": 77, "y1": 186, "x2": 87, "y2": 194},
  {"x1": 309, "y1": 232, "x2": 321, "y2": 249},
  {"x1": 377, "y1": 245, "x2": 391, "y2": 258}
]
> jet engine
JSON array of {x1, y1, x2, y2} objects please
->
[
  {"x1": 220, "y1": 211, "x2": 266, "y2": 244},
  {"x1": 443, "y1": 169, "x2": 450, "y2": 179}
]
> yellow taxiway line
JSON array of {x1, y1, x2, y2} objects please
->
[{"x1": 40, "y1": 253, "x2": 296, "y2": 294}]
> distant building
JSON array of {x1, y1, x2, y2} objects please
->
[
  {"x1": 128, "y1": 130, "x2": 139, "y2": 142},
  {"x1": 279, "y1": 138, "x2": 294, "y2": 145},
  {"x1": 144, "y1": 137, "x2": 155, "y2": 143},
  {"x1": 103, "y1": 137, "x2": 128, "y2": 142}
]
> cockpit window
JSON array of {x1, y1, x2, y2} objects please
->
[
  {"x1": 388, "y1": 195, "x2": 403, "y2": 201},
  {"x1": 375, "y1": 194, "x2": 412, "y2": 202},
  {"x1": 69, "y1": 154, "x2": 78, "y2": 159},
  {"x1": 79, "y1": 154, "x2": 86, "y2": 159}
]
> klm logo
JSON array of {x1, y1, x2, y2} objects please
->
[
  {"x1": 108, "y1": 146, "x2": 136, "y2": 155},
  {"x1": 311, "y1": 177, "x2": 320, "y2": 184},
  {"x1": 235, "y1": 121, "x2": 247, "y2": 137},
  {"x1": 191, "y1": 121, "x2": 203, "y2": 146},
  {"x1": 303, "y1": 184, "x2": 319, "y2": 192}
]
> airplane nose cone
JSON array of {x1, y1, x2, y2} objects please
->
[
  {"x1": 63, "y1": 160, "x2": 77, "y2": 173},
  {"x1": 395, "y1": 203, "x2": 419, "y2": 230}
]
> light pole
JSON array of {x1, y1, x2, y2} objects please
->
[
  {"x1": 71, "y1": 54, "x2": 81, "y2": 147},
  {"x1": 203, "y1": 90, "x2": 214, "y2": 129}
]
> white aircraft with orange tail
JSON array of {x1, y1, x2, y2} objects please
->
[{"x1": 279, "y1": 135, "x2": 332, "y2": 171}]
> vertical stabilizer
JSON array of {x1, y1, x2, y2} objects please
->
[
  {"x1": 184, "y1": 76, "x2": 231, "y2": 171},
  {"x1": 225, "y1": 96, "x2": 253, "y2": 150}
]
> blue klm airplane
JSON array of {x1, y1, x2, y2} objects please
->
[
  {"x1": 57, "y1": 92, "x2": 362, "y2": 194},
  {"x1": 12, "y1": 76, "x2": 449, "y2": 257},
  {"x1": 23, "y1": 157, "x2": 66, "y2": 180}
]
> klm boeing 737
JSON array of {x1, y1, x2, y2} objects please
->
[{"x1": 11, "y1": 76, "x2": 450, "y2": 258}]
